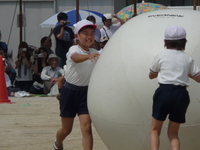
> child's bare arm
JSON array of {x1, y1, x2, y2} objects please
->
[
  {"x1": 71, "y1": 53, "x2": 100, "y2": 63},
  {"x1": 149, "y1": 72, "x2": 158, "y2": 79},
  {"x1": 189, "y1": 74, "x2": 200, "y2": 83}
]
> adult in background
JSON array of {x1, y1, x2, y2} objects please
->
[
  {"x1": 15, "y1": 42, "x2": 33, "y2": 92},
  {"x1": 41, "y1": 54, "x2": 64, "y2": 95},
  {"x1": 53, "y1": 12, "x2": 74, "y2": 68},
  {"x1": 30, "y1": 47, "x2": 49, "y2": 94},
  {"x1": 0, "y1": 30, "x2": 8, "y2": 53},
  {"x1": 100, "y1": 13, "x2": 124, "y2": 39},
  {"x1": 40, "y1": 28, "x2": 54, "y2": 55}
]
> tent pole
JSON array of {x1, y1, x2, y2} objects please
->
[
  {"x1": 133, "y1": 0, "x2": 137, "y2": 17},
  {"x1": 194, "y1": 0, "x2": 197, "y2": 10},
  {"x1": 19, "y1": 0, "x2": 22, "y2": 44},
  {"x1": 76, "y1": 0, "x2": 79, "y2": 23}
]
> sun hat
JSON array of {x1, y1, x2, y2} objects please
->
[
  {"x1": 74, "y1": 19, "x2": 97, "y2": 34},
  {"x1": 47, "y1": 54, "x2": 59, "y2": 62},
  {"x1": 103, "y1": 13, "x2": 112, "y2": 20},
  {"x1": 100, "y1": 36, "x2": 109, "y2": 43},
  {"x1": 165, "y1": 25, "x2": 186, "y2": 40}
]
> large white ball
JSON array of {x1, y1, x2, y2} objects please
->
[{"x1": 88, "y1": 9, "x2": 200, "y2": 150}]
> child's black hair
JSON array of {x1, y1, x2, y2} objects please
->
[
  {"x1": 164, "y1": 39, "x2": 187, "y2": 51},
  {"x1": 86, "y1": 15, "x2": 96, "y2": 23},
  {"x1": 57, "y1": 12, "x2": 68, "y2": 21}
]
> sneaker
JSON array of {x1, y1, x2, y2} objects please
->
[
  {"x1": 53, "y1": 140, "x2": 63, "y2": 150},
  {"x1": 20, "y1": 91, "x2": 30, "y2": 97},
  {"x1": 56, "y1": 94, "x2": 60, "y2": 101},
  {"x1": 14, "y1": 91, "x2": 23, "y2": 97}
]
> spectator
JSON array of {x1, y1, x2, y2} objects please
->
[
  {"x1": 40, "y1": 54, "x2": 64, "y2": 95},
  {"x1": 99, "y1": 36, "x2": 109, "y2": 53},
  {"x1": 100, "y1": 13, "x2": 124, "y2": 39},
  {"x1": 53, "y1": 12, "x2": 74, "y2": 68},
  {"x1": 0, "y1": 47, "x2": 19, "y2": 96},
  {"x1": 29, "y1": 47, "x2": 49, "y2": 94},
  {"x1": 40, "y1": 28, "x2": 54, "y2": 55},
  {"x1": 15, "y1": 42, "x2": 33, "y2": 92},
  {"x1": 0, "y1": 30, "x2": 8, "y2": 54}
]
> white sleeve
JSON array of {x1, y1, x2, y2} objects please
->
[
  {"x1": 41, "y1": 67, "x2": 51, "y2": 80},
  {"x1": 189, "y1": 59, "x2": 200, "y2": 77}
]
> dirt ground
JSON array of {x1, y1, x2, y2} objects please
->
[{"x1": 0, "y1": 96, "x2": 108, "y2": 150}]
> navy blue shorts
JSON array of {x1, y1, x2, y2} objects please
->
[
  {"x1": 59, "y1": 82, "x2": 89, "y2": 118},
  {"x1": 152, "y1": 84, "x2": 190, "y2": 123}
]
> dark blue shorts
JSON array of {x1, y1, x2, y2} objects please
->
[
  {"x1": 152, "y1": 84, "x2": 190, "y2": 123},
  {"x1": 59, "y1": 82, "x2": 89, "y2": 118}
]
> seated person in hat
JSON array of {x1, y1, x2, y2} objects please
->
[
  {"x1": 100, "y1": 13, "x2": 124, "y2": 39},
  {"x1": 99, "y1": 36, "x2": 109, "y2": 53},
  {"x1": 40, "y1": 54, "x2": 64, "y2": 95}
]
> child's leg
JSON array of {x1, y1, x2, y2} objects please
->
[
  {"x1": 150, "y1": 117, "x2": 164, "y2": 150},
  {"x1": 167, "y1": 121, "x2": 180, "y2": 150},
  {"x1": 79, "y1": 114, "x2": 93, "y2": 150},
  {"x1": 55, "y1": 117, "x2": 74, "y2": 149}
]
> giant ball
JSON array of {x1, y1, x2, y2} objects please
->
[{"x1": 88, "y1": 9, "x2": 200, "y2": 150}]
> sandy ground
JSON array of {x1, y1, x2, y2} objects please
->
[{"x1": 0, "y1": 96, "x2": 108, "y2": 150}]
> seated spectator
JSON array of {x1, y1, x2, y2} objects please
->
[
  {"x1": 29, "y1": 47, "x2": 49, "y2": 94},
  {"x1": 5, "y1": 72, "x2": 20, "y2": 96},
  {"x1": 0, "y1": 30, "x2": 8, "y2": 54},
  {"x1": 41, "y1": 54, "x2": 64, "y2": 95},
  {"x1": 0, "y1": 49, "x2": 20, "y2": 96},
  {"x1": 99, "y1": 36, "x2": 109, "y2": 53},
  {"x1": 40, "y1": 28, "x2": 54, "y2": 55},
  {"x1": 15, "y1": 42, "x2": 33, "y2": 92},
  {"x1": 6, "y1": 49, "x2": 16, "y2": 85},
  {"x1": 0, "y1": 31, "x2": 16, "y2": 85}
]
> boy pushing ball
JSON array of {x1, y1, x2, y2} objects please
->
[
  {"x1": 149, "y1": 25, "x2": 200, "y2": 150},
  {"x1": 54, "y1": 20, "x2": 100, "y2": 150}
]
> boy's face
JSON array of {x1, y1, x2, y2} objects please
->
[{"x1": 75, "y1": 27, "x2": 95, "y2": 49}]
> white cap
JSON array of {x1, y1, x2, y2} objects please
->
[
  {"x1": 74, "y1": 19, "x2": 97, "y2": 34},
  {"x1": 165, "y1": 25, "x2": 186, "y2": 40},
  {"x1": 47, "y1": 54, "x2": 59, "y2": 62},
  {"x1": 103, "y1": 13, "x2": 112, "y2": 19}
]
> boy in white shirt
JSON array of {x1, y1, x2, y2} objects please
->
[
  {"x1": 54, "y1": 20, "x2": 100, "y2": 150},
  {"x1": 149, "y1": 25, "x2": 200, "y2": 150}
]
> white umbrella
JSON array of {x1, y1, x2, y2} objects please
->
[{"x1": 40, "y1": 9, "x2": 103, "y2": 28}]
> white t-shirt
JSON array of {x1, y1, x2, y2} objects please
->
[
  {"x1": 65, "y1": 45, "x2": 99, "y2": 86},
  {"x1": 100, "y1": 23, "x2": 121, "y2": 39},
  {"x1": 150, "y1": 49, "x2": 200, "y2": 86}
]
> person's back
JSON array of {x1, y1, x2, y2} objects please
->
[
  {"x1": 153, "y1": 49, "x2": 196, "y2": 86},
  {"x1": 149, "y1": 25, "x2": 200, "y2": 150}
]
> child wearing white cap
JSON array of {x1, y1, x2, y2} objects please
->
[
  {"x1": 149, "y1": 25, "x2": 200, "y2": 150},
  {"x1": 54, "y1": 19, "x2": 100, "y2": 150}
]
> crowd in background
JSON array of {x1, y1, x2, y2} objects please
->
[{"x1": 0, "y1": 12, "x2": 124, "y2": 97}]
